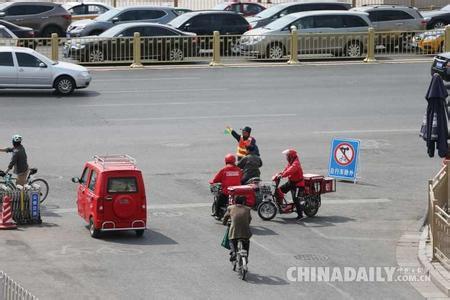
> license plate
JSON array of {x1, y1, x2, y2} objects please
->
[
  {"x1": 119, "y1": 199, "x2": 129, "y2": 204},
  {"x1": 436, "y1": 62, "x2": 444, "y2": 68}
]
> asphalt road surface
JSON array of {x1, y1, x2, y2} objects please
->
[{"x1": 0, "y1": 62, "x2": 444, "y2": 299}]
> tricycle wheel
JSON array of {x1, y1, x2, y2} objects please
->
[
  {"x1": 258, "y1": 201, "x2": 277, "y2": 221},
  {"x1": 135, "y1": 229, "x2": 144, "y2": 237},
  {"x1": 304, "y1": 195, "x2": 320, "y2": 217},
  {"x1": 89, "y1": 218, "x2": 101, "y2": 238}
]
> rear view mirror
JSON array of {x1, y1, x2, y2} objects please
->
[
  {"x1": 112, "y1": 17, "x2": 119, "y2": 23},
  {"x1": 38, "y1": 62, "x2": 47, "y2": 68},
  {"x1": 71, "y1": 177, "x2": 80, "y2": 183},
  {"x1": 0, "y1": 12, "x2": 5, "y2": 18},
  {"x1": 184, "y1": 23, "x2": 191, "y2": 30}
]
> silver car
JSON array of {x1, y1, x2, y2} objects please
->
[
  {"x1": 240, "y1": 10, "x2": 371, "y2": 59},
  {"x1": 0, "y1": 46, "x2": 91, "y2": 95},
  {"x1": 67, "y1": 6, "x2": 189, "y2": 37}
]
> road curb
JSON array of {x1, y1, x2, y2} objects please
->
[
  {"x1": 87, "y1": 58, "x2": 433, "y2": 72},
  {"x1": 417, "y1": 226, "x2": 450, "y2": 297}
]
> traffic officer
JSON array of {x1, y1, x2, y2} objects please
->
[{"x1": 226, "y1": 126, "x2": 259, "y2": 161}]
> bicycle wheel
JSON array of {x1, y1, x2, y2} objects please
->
[{"x1": 31, "y1": 178, "x2": 49, "y2": 203}]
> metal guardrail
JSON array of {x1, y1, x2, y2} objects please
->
[
  {"x1": 429, "y1": 163, "x2": 450, "y2": 271},
  {"x1": 6, "y1": 26, "x2": 445, "y2": 66},
  {"x1": 0, "y1": 271, "x2": 38, "y2": 300}
]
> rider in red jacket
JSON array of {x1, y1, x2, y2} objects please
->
[
  {"x1": 210, "y1": 154, "x2": 243, "y2": 219},
  {"x1": 275, "y1": 149, "x2": 305, "y2": 219}
]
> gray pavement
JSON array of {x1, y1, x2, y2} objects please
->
[{"x1": 0, "y1": 62, "x2": 444, "y2": 299}]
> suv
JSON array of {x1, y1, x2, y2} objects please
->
[
  {"x1": 72, "y1": 155, "x2": 147, "y2": 238},
  {"x1": 240, "y1": 11, "x2": 371, "y2": 59},
  {"x1": 0, "y1": 2, "x2": 71, "y2": 37},
  {"x1": 67, "y1": 6, "x2": 186, "y2": 37},
  {"x1": 246, "y1": 1, "x2": 351, "y2": 29},
  {"x1": 213, "y1": 2, "x2": 266, "y2": 17},
  {"x1": 351, "y1": 5, "x2": 425, "y2": 31}
]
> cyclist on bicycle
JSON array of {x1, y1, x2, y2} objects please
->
[
  {"x1": 0, "y1": 135, "x2": 29, "y2": 186},
  {"x1": 222, "y1": 195, "x2": 252, "y2": 262}
]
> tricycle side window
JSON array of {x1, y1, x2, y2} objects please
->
[
  {"x1": 88, "y1": 170, "x2": 98, "y2": 191},
  {"x1": 107, "y1": 177, "x2": 138, "y2": 193},
  {"x1": 80, "y1": 167, "x2": 89, "y2": 186}
]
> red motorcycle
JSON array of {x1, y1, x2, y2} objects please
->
[{"x1": 256, "y1": 174, "x2": 336, "y2": 221}]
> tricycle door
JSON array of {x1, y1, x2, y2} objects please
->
[
  {"x1": 85, "y1": 169, "x2": 99, "y2": 222},
  {"x1": 77, "y1": 167, "x2": 90, "y2": 219},
  {"x1": 104, "y1": 176, "x2": 141, "y2": 222}
]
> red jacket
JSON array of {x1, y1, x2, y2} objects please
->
[
  {"x1": 281, "y1": 158, "x2": 305, "y2": 187},
  {"x1": 210, "y1": 164, "x2": 243, "y2": 195}
]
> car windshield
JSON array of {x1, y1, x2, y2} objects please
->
[
  {"x1": 264, "y1": 14, "x2": 297, "y2": 30},
  {"x1": 62, "y1": 3, "x2": 76, "y2": 10},
  {"x1": 254, "y1": 4, "x2": 285, "y2": 19},
  {"x1": 94, "y1": 8, "x2": 119, "y2": 21},
  {"x1": 0, "y1": 2, "x2": 12, "y2": 11},
  {"x1": 168, "y1": 13, "x2": 193, "y2": 28}
]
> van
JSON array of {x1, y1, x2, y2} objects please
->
[{"x1": 72, "y1": 155, "x2": 147, "y2": 238}]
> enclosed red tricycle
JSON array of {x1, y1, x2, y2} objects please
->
[{"x1": 72, "y1": 155, "x2": 147, "y2": 238}]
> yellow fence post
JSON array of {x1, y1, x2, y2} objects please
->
[
  {"x1": 287, "y1": 26, "x2": 298, "y2": 65},
  {"x1": 113, "y1": 0, "x2": 117, "y2": 7},
  {"x1": 410, "y1": 0, "x2": 416, "y2": 7},
  {"x1": 51, "y1": 33, "x2": 58, "y2": 61},
  {"x1": 130, "y1": 32, "x2": 143, "y2": 68},
  {"x1": 364, "y1": 27, "x2": 376, "y2": 63},
  {"x1": 445, "y1": 25, "x2": 450, "y2": 53},
  {"x1": 209, "y1": 31, "x2": 222, "y2": 67},
  {"x1": 174, "y1": 0, "x2": 178, "y2": 7},
  {"x1": 352, "y1": 0, "x2": 356, "y2": 7}
]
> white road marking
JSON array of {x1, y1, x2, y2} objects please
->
[
  {"x1": 100, "y1": 88, "x2": 227, "y2": 94},
  {"x1": 314, "y1": 129, "x2": 417, "y2": 134},
  {"x1": 306, "y1": 227, "x2": 396, "y2": 242},
  {"x1": 106, "y1": 113, "x2": 297, "y2": 122},
  {"x1": 44, "y1": 198, "x2": 390, "y2": 215},
  {"x1": 94, "y1": 77, "x2": 200, "y2": 82},
  {"x1": 78, "y1": 100, "x2": 256, "y2": 108}
]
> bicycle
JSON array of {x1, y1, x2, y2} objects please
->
[
  {"x1": 0, "y1": 168, "x2": 49, "y2": 203},
  {"x1": 232, "y1": 239, "x2": 249, "y2": 281}
]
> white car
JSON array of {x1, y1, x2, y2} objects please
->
[
  {"x1": 0, "y1": 25, "x2": 18, "y2": 46},
  {"x1": 0, "y1": 46, "x2": 92, "y2": 95}
]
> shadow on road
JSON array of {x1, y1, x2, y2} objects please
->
[
  {"x1": 245, "y1": 273, "x2": 289, "y2": 286},
  {"x1": 251, "y1": 226, "x2": 278, "y2": 236},
  {"x1": 271, "y1": 215, "x2": 355, "y2": 227},
  {"x1": 0, "y1": 90, "x2": 100, "y2": 98},
  {"x1": 100, "y1": 229, "x2": 178, "y2": 246}
]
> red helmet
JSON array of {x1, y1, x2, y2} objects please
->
[
  {"x1": 282, "y1": 149, "x2": 298, "y2": 162},
  {"x1": 225, "y1": 154, "x2": 236, "y2": 165}
]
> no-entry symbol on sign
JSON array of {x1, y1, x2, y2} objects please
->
[
  {"x1": 334, "y1": 143, "x2": 355, "y2": 166},
  {"x1": 328, "y1": 138, "x2": 360, "y2": 182}
]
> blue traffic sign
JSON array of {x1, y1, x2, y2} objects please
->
[{"x1": 328, "y1": 138, "x2": 360, "y2": 182}]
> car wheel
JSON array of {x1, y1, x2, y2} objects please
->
[
  {"x1": 89, "y1": 218, "x2": 101, "y2": 238},
  {"x1": 168, "y1": 47, "x2": 184, "y2": 61},
  {"x1": 433, "y1": 20, "x2": 447, "y2": 29},
  {"x1": 345, "y1": 41, "x2": 362, "y2": 57},
  {"x1": 89, "y1": 48, "x2": 105, "y2": 63},
  {"x1": 41, "y1": 25, "x2": 62, "y2": 38},
  {"x1": 54, "y1": 76, "x2": 75, "y2": 95},
  {"x1": 267, "y1": 43, "x2": 285, "y2": 59}
]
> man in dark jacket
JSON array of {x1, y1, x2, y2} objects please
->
[
  {"x1": 238, "y1": 145, "x2": 262, "y2": 184},
  {"x1": 0, "y1": 135, "x2": 29, "y2": 186},
  {"x1": 223, "y1": 195, "x2": 252, "y2": 262}
]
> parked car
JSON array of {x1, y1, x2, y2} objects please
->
[
  {"x1": 0, "y1": 2, "x2": 71, "y2": 37},
  {"x1": 71, "y1": 155, "x2": 147, "y2": 238},
  {"x1": 422, "y1": 5, "x2": 450, "y2": 29},
  {"x1": 213, "y1": 2, "x2": 266, "y2": 17},
  {"x1": 63, "y1": 2, "x2": 112, "y2": 21},
  {"x1": 64, "y1": 22, "x2": 198, "y2": 63},
  {"x1": 431, "y1": 52, "x2": 450, "y2": 81},
  {"x1": 0, "y1": 22, "x2": 37, "y2": 49},
  {"x1": 412, "y1": 29, "x2": 444, "y2": 53},
  {"x1": 168, "y1": 11, "x2": 250, "y2": 53},
  {"x1": 67, "y1": 6, "x2": 189, "y2": 37},
  {"x1": 0, "y1": 46, "x2": 91, "y2": 95},
  {"x1": 246, "y1": 1, "x2": 351, "y2": 29},
  {"x1": 240, "y1": 10, "x2": 371, "y2": 59}
]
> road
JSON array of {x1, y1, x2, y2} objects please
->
[{"x1": 0, "y1": 62, "x2": 444, "y2": 299}]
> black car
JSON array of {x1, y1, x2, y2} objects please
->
[
  {"x1": 168, "y1": 11, "x2": 250, "y2": 53},
  {"x1": 64, "y1": 22, "x2": 199, "y2": 63},
  {"x1": 423, "y1": 5, "x2": 450, "y2": 29},
  {"x1": 431, "y1": 53, "x2": 450, "y2": 81},
  {"x1": 0, "y1": 20, "x2": 34, "y2": 38}
]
